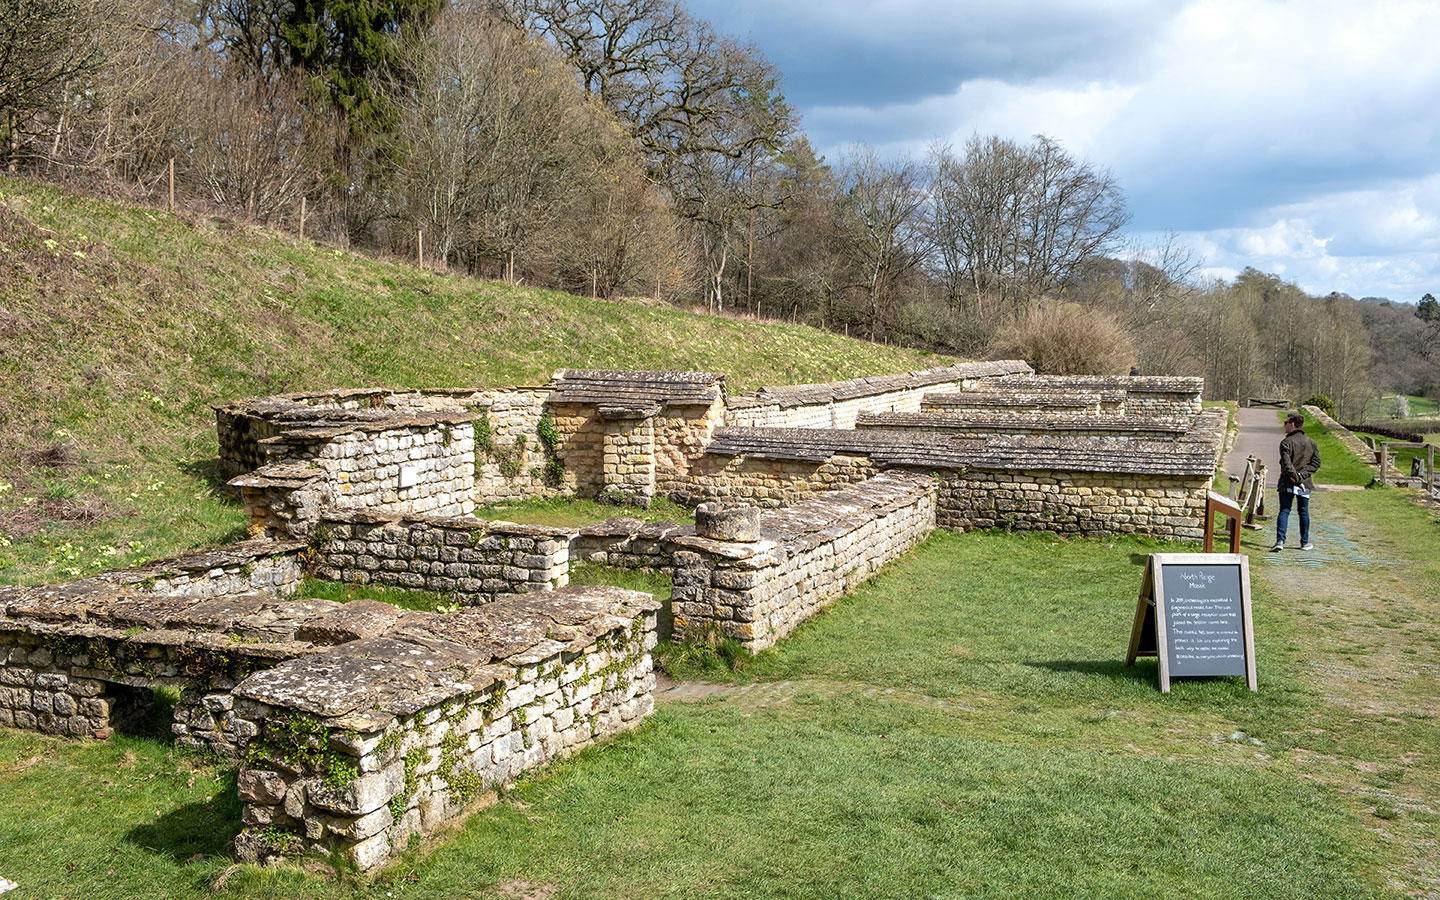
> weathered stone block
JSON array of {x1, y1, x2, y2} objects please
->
[
  {"x1": 308, "y1": 761, "x2": 404, "y2": 816},
  {"x1": 238, "y1": 769, "x2": 289, "y2": 805}
]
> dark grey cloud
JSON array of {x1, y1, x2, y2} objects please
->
[{"x1": 687, "y1": 0, "x2": 1175, "y2": 109}]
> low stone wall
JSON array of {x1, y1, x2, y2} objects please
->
[
  {"x1": 670, "y1": 472, "x2": 936, "y2": 650},
  {"x1": 856, "y1": 411, "x2": 1189, "y2": 439},
  {"x1": 937, "y1": 471, "x2": 1209, "y2": 539},
  {"x1": 0, "y1": 624, "x2": 302, "y2": 752},
  {"x1": 573, "y1": 473, "x2": 937, "y2": 652},
  {"x1": 230, "y1": 587, "x2": 658, "y2": 870},
  {"x1": 677, "y1": 452, "x2": 878, "y2": 507},
  {"x1": 1, "y1": 554, "x2": 661, "y2": 873},
  {"x1": 920, "y1": 390, "x2": 1124, "y2": 418},
  {"x1": 84, "y1": 540, "x2": 308, "y2": 600},
  {"x1": 231, "y1": 421, "x2": 478, "y2": 536},
  {"x1": 471, "y1": 388, "x2": 553, "y2": 502},
  {"x1": 964, "y1": 375, "x2": 1204, "y2": 419},
  {"x1": 724, "y1": 361, "x2": 1031, "y2": 429},
  {"x1": 309, "y1": 510, "x2": 571, "y2": 604},
  {"x1": 1304, "y1": 404, "x2": 1377, "y2": 469}
]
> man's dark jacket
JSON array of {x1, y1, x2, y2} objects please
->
[{"x1": 1279, "y1": 429, "x2": 1321, "y2": 490}]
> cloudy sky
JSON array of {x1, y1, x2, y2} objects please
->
[{"x1": 687, "y1": 0, "x2": 1440, "y2": 303}]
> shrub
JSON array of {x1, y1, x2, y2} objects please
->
[
  {"x1": 1304, "y1": 394, "x2": 1335, "y2": 417},
  {"x1": 986, "y1": 302, "x2": 1136, "y2": 376}
]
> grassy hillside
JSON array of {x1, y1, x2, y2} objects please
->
[{"x1": 0, "y1": 176, "x2": 951, "y2": 585}]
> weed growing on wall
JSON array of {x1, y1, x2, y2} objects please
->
[{"x1": 535, "y1": 410, "x2": 564, "y2": 486}]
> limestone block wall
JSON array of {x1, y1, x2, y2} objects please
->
[
  {"x1": 217, "y1": 409, "x2": 285, "y2": 481},
  {"x1": 967, "y1": 376, "x2": 1203, "y2": 419},
  {"x1": 82, "y1": 541, "x2": 308, "y2": 600},
  {"x1": 309, "y1": 510, "x2": 571, "y2": 603},
  {"x1": 727, "y1": 380, "x2": 973, "y2": 429},
  {"x1": 471, "y1": 389, "x2": 554, "y2": 501},
  {"x1": 920, "y1": 391, "x2": 1123, "y2": 418},
  {"x1": 856, "y1": 412, "x2": 1188, "y2": 439},
  {"x1": 652, "y1": 404, "x2": 727, "y2": 497},
  {"x1": 601, "y1": 409, "x2": 657, "y2": 503},
  {"x1": 323, "y1": 424, "x2": 476, "y2": 517},
  {"x1": 231, "y1": 589, "x2": 658, "y2": 871},
  {"x1": 670, "y1": 472, "x2": 936, "y2": 651},
  {"x1": 677, "y1": 453, "x2": 878, "y2": 507},
  {"x1": 0, "y1": 628, "x2": 292, "y2": 753},
  {"x1": 724, "y1": 362, "x2": 1032, "y2": 430},
  {"x1": 937, "y1": 470, "x2": 1209, "y2": 539},
  {"x1": 0, "y1": 640, "x2": 117, "y2": 738},
  {"x1": 571, "y1": 473, "x2": 937, "y2": 652}
]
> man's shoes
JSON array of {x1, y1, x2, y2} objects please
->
[
  {"x1": 1269, "y1": 544, "x2": 1284, "y2": 552},
  {"x1": 1300, "y1": 543, "x2": 1315, "y2": 551}
]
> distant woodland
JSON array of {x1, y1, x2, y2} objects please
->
[{"x1": 4, "y1": 0, "x2": 1438, "y2": 416}]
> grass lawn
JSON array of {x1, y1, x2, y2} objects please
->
[
  {"x1": 6, "y1": 500, "x2": 1434, "y2": 898},
  {"x1": 1383, "y1": 394, "x2": 1440, "y2": 418},
  {"x1": 1354, "y1": 431, "x2": 1436, "y2": 476}
]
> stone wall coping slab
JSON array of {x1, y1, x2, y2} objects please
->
[
  {"x1": 857, "y1": 411, "x2": 1191, "y2": 434},
  {"x1": 726, "y1": 360, "x2": 1032, "y2": 410}
]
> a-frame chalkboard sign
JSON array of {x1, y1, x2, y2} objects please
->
[{"x1": 1126, "y1": 553, "x2": 1257, "y2": 693}]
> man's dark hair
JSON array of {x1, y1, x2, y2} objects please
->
[{"x1": 1285, "y1": 412, "x2": 1305, "y2": 428}]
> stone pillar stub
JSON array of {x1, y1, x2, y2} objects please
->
[
  {"x1": 695, "y1": 502, "x2": 760, "y2": 542},
  {"x1": 599, "y1": 403, "x2": 658, "y2": 505}
]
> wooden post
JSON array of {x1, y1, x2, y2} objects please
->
[
  {"x1": 1379, "y1": 442, "x2": 1388, "y2": 486},
  {"x1": 1429, "y1": 444, "x2": 1436, "y2": 494},
  {"x1": 591, "y1": 267, "x2": 597, "y2": 298},
  {"x1": 417, "y1": 230, "x2": 423, "y2": 269},
  {"x1": 299, "y1": 196, "x2": 306, "y2": 239},
  {"x1": 168, "y1": 158, "x2": 174, "y2": 212}
]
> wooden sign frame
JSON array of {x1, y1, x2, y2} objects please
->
[{"x1": 1126, "y1": 553, "x2": 1256, "y2": 693}]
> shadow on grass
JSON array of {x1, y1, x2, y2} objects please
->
[
  {"x1": 176, "y1": 457, "x2": 239, "y2": 498},
  {"x1": 1023, "y1": 659, "x2": 1155, "y2": 684},
  {"x1": 124, "y1": 769, "x2": 241, "y2": 862}
]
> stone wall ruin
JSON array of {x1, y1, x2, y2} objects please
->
[{"x1": 2, "y1": 359, "x2": 1228, "y2": 873}]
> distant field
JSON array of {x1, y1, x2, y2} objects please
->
[{"x1": 1380, "y1": 393, "x2": 1439, "y2": 418}]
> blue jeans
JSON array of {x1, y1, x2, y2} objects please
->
[{"x1": 1276, "y1": 487, "x2": 1310, "y2": 545}]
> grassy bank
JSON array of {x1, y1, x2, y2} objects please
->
[{"x1": 0, "y1": 177, "x2": 947, "y2": 586}]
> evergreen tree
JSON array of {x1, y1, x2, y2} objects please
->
[
  {"x1": 1418, "y1": 293, "x2": 1440, "y2": 324},
  {"x1": 282, "y1": 0, "x2": 438, "y2": 137}
]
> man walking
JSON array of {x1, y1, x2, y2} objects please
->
[{"x1": 1272, "y1": 412, "x2": 1321, "y2": 552}]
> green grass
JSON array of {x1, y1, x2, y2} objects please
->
[
  {"x1": 0, "y1": 177, "x2": 946, "y2": 586},
  {"x1": 1382, "y1": 393, "x2": 1439, "y2": 418},
  {"x1": 1353, "y1": 431, "x2": 1436, "y2": 475},
  {"x1": 1294, "y1": 415, "x2": 1375, "y2": 486},
  {"x1": 5, "y1": 520, "x2": 1421, "y2": 898},
  {"x1": 474, "y1": 496, "x2": 694, "y2": 527}
]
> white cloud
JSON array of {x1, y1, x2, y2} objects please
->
[{"x1": 792, "y1": 0, "x2": 1440, "y2": 298}]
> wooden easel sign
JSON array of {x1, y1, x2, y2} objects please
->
[{"x1": 1126, "y1": 553, "x2": 1257, "y2": 693}]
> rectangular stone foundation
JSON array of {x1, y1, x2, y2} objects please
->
[{"x1": 231, "y1": 590, "x2": 657, "y2": 871}]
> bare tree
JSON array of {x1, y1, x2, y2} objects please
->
[
  {"x1": 837, "y1": 146, "x2": 928, "y2": 339},
  {"x1": 0, "y1": 0, "x2": 109, "y2": 167},
  {"x1": 388, "y1": 8, "x2": 679, "y2": 293},
  {"x1": 927, "y1": 134, "x2": 1128, "y2": 321},
  {"x1": 487, "y1": 0, "x2": 794, "y2": 312}
]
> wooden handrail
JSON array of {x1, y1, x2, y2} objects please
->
[{"x1": 1205, "y1": 490, "x2": 1243, "y2": 553}]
